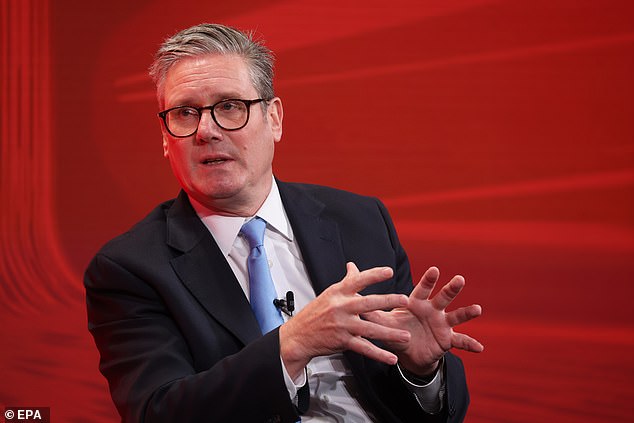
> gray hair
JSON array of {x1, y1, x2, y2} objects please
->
[{"x1": 149, "y1": 23, "x2": 275, "y2": 106}]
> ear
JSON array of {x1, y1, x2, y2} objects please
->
[
  {"x1": 159, "y1": 119, "x2": 170, "y2": 157},
  {"x1": 267, "y1": 97, "x2": 283, "y2": 143},
  {"x1": 162, "y1": 132, "x2": 169, "y2": 157}
]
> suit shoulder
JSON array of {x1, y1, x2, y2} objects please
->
[
  {"x1": 280, "y1": 181, "x2": 380, "y2": 208},
  {"x1": 96, "y1": 198, "x2": 175, "y2": 257}
]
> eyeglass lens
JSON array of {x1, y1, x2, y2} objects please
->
[{"x1": 166, "y1": 100, "x2": 250, "y2": 136}]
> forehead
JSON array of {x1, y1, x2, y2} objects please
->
[{"x1": 162, "y1": 54, "x2": 255, "y2": 106}]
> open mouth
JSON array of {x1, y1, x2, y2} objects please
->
[{"x1": 202, "y1": 158, "x2": 229, "y2": 165}]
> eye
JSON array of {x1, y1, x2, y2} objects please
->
[
  {"x1": 176, "y1": 107, "x2": 199, "y2": 118},
  {"x1": 216, "y1": 100, "x2": 245, "y2": 113}
]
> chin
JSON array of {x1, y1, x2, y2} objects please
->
[{"x1": 197, "y1": 182, "x2": 244, "y2": 200}]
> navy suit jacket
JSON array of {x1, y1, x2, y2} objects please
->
[{"x1": 85, "y1": 181, "x2": 470, "y2": 422}]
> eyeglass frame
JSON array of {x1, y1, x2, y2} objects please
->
[{"x1": 158, "y1": 98, "x2": 269, "y2": 138}]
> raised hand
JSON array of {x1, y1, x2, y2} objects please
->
[
  {"x1": 364, "y1": 266, "x2": 483, "y2": 376},
  {"x1": 279, "y1": 262, "x2": 411, "y2": 379}
]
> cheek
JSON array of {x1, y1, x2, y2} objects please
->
[
  {"x1": 232, "y1": 132, "x2": 275, "y2": 171},
  {"x1": 249, "y1": 140, "x2": 274, "y2": 167},
  {"x1": 166, "y1": 144, "x2": 190, "y2": 171}
]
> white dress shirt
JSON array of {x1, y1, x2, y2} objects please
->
[{"x1": 190, "y1": 179, "x2": 443, "y2": 421}]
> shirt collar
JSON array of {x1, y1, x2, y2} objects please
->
[{"x1": 189, "y1": 178, "x2": 293, "y2": 257}]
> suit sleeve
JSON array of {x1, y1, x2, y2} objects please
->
[{"x1": 85, "y1": 252, "x2": 299, "y2": 423}]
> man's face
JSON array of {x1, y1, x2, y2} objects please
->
[{"x1": 160, "y1": 54, "x2": 283, "y2": 215}]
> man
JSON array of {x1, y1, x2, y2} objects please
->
[{"x1": 85, "y1": 23, "x2": 483, "y2": 423}]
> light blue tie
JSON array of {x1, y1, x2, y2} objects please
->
[{"x1": 240, "y1": 217, "x2": 284, "y2": 334}]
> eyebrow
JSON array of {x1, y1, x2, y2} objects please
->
[{"x1": 167, "y1": 92, "x2": 250, "y2": 108}]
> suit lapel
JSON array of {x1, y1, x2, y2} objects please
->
[
  {"x1": 279, "y1": 182, "x2": 379, "y2": 413},
  {"x1": 277, "y1": 182, "x2": 347, "y2": 295},
  {"x1": 166, "y1": 191, "x2": 261, "y2": 346},
  {"x1": 163, "y1": 183, "x2": 349, "y2": 345}
]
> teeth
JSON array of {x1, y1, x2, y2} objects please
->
[{"x1": 203, "y1": 159, "x2": 226, "y2": 164}]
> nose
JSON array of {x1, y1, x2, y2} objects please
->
[{"x1": 196, "y1": 109, "x2": 223, "y2": 142}]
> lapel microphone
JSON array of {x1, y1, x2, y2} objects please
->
[{"x1": 273, "y1": 291, "x2": 295, "y2": 316}]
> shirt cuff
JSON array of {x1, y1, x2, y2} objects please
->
[
  {"x1": 396, "y1": 358, "x2": 445, "y2": 414},
  {"x1": 280, "y1": 355, "x2": 307, "y2": 404}
]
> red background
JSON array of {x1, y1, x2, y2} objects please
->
[{"x1": 1, "y1": 0, "x2": 633, "y2": 421}]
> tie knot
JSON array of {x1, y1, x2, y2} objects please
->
[{"x1": 240, "y1": 217, "x2": 266, "y2": 249}]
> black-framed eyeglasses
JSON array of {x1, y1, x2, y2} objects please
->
[{"x1": 158, "y1": 98, "x2": 268, "y2": 137}]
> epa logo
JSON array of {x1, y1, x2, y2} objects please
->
[{"x1": 4, "y1": 408, "x2": 50, "y2": 422}]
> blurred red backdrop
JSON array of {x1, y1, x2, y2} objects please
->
[{"x1": 1, "y1": 0, "x2": 633, "y2": 421}]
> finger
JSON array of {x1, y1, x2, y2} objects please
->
[
  {"x1": 411, "y1": 266, "x2": 440, "y2": 301},
  {"x1": 346, "y1": 336, "x2": 399, "y2": 365},
  {"x1": 360, "y1": 309, "x2": 392, "y2": 325},
  {"x1": 445, "y1": 304, "x2": 482, "y2": 327},
  {"x1": 431, "y1": 275, "x2": 465, "y2": 310},
  {"x1": 361, "y1": 309, "x2": 411, "y2": 330},
  {"x1": 342, "y1": 262, "x2": 394, "y2": 294},
  {"x1": 351, "y1": 319, "x2": 410, "y2": 344},
  {"x1": 346, "y1": 261, "x2": 360, "y2": 275},
  {"x1": 451, "y1": 332, "x2": 484, "y2": 353},
  {"x1": 349, "y1": 293, "x2": 408, "y2": 314}
]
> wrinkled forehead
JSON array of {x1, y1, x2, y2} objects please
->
[{"x1": 158, "y1": 53, "x2": 256, "y2": 107}]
